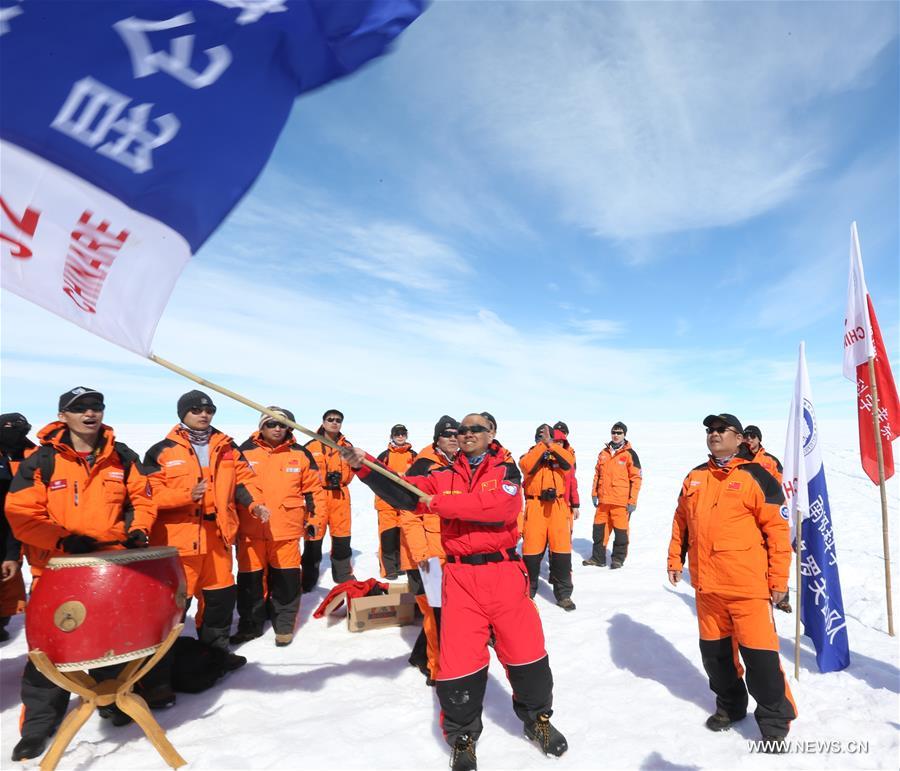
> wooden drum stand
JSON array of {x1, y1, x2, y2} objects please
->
[{"x1": 27, "y1": 624, "x2": 186, "y2": 771}]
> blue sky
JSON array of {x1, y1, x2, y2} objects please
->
[{"x1": 2, "y1": 0, "x2": 898, "y2": 432}]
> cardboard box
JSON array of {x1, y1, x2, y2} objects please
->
[{"x1": 322, "y1": 582, "x2": 417, "y2": 632}]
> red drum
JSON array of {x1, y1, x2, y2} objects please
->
[{"x1": 26, "y1": 547, "x2": 186, "y2": 671}]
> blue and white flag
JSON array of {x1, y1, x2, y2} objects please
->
[
  {"x1": 0, "y1": 0, "x2": 424, "y2": 354},
  {"x1": 783, "y1": 341, "x2": 850, "y2": 672}
]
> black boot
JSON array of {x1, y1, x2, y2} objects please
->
[
  {"x1": 11, "y1": 735, "x2": 49, "y2": 761},
  {"x1": 98, "y1": 703, "x2": 133, "y2": 726},
  {"x1": 232, "y1": 570, "x2": 265, "y2": 643},
  {"x1": 301, "y1": 538, "x2": 323, "y2": 592},
  {"x1": 523, "y1": 554, "x2": 542, "y2": 598},
  {"x1": 524, "y1": 714, "x2": 568, "y2": 757},
  {"x1": 705, "y1": 708, "x2": 746, "y2": 732},
  {"x1": 583, "y1": 524, "x2": 607, "y2": 566},
  {"x1": 450, "y1": 734, "x2": 477, "y2": 771}
]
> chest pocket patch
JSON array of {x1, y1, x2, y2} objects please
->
[{"x1": 481, "y1": 479, "x2": 497, "y2": 492}]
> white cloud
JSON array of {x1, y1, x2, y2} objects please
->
[{"x1": 569, "y1": 318, "x2": 625, "y2": 339}]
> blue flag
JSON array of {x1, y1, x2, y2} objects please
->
[
  {"x1": 783, "y1": 342, "x2": 850, "y2": 672},
  {"x1": 0, "y1": 0, "x2": 424, "y2": 353}
]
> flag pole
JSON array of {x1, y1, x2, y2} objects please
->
[
  {"x1": 148, "y1": 354, "x2": 428, "y2": 501},
  {"x1": 794, "y1": 505, "x2": 802, "y2": 679},
  {"x1": 867, "y1": 355, "x2": 895, "y2": 636}
]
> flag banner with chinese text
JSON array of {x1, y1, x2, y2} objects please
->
[
  {"x1": 0, "y1": 0, "x2": 424, "y2": 354},
  {"x1": 783, "y1": 341, "x2": 850, "y2": 673}
]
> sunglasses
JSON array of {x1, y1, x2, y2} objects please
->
[
  {"x1": 438, "y1": 430, "x2": 459, "y2": 439},
  {"x1": 324, "y1": 416, "x2": 343, "y2": 423},
  {"x1": 262, "y1": 421, "x2": 287, "y2": 430},
  {"x1": 65, "y1": 403, "x2": 105, "y2": 413},
  {"x1": 744, "y1": 432, "x2": 760, "y2": 440},
  {"x1": 611, "y1": 430, "x2": 624, "y2": 435},
  {"x1": 458, "y1": 425, "x2": 489, "y2": 436},
  {"x1": 705, "y1": 426, "x2": 734, "y2": 435},
  {"x1": 189, "y1": 406, "x2": 216, "y2": 415}
]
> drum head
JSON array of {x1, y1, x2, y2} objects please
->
[{"x1": 46, "y1": 546, "x2": 179, "y2": 569}]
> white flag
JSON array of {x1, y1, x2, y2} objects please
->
[
  {"x1": 842, "y1": 221, "x2": 874, "y2": 380},
  {"x1": 783, "y1": 341, "x2": 810, "y2": 539}
]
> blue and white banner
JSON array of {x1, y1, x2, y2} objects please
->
[
  {"x1": 783, "y1": 341, "x2": 850, "y2": 673},
  {"x1": 0, "y1": 0, "x2": 424, "y2": 354}
]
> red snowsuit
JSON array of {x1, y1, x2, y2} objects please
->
[{"x1": 355, "y1": 441, "x2": 554, "y2": 746}]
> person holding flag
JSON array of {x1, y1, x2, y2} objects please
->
[
  {"x1": 667, "y1": 413, "x2": 796, "y2": 747},
  {"x1": 784, "y1": 343, "x2": 851, "y2": 673},
  {"x1": 843, "y1": 221, "x2": 899, "y2": 636}
]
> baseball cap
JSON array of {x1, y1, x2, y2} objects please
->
[
  {"x1": 390, "y1": 424, "x2": 408, "y2": 436},
  {"x1": 59, "y1": 387, "x2": 104, "y2": 412},
  {"x1": 703, "y1": 413, "x2": 744, "y2": 433}
]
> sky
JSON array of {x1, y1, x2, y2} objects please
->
[{"x1": 2, "y1": 0, "x2": 899, "y2": 436}]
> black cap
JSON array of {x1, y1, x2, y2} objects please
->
[
  {"x1": 703, "y1": 413, "x2": 743, "y2": 433},
  {"x1": 552, "y1": 421, "x2": 569, "y2": 435},
  {"x1": 0, "y1": 412, "x2": 30, "y2": 430},
  {"x1": 611, "y1": 421, "x2": 627, "y2": 435},
  {"x1": 480, "y1": 411, "x2": 497, "y2": 432},
  {"x1": 390, "y1": 424, "x2": 408, "y2": 437},
  {"x1": 178, "y1": 390, "x2": 216, "y2": 421},
  {"x1": 322, "y1": 409, "x2": 344, "y2": 421},
  {"x1": 433, "y1": 415, "x2": 459, "y2": 441},
  {"x1": 259, "y1": 406, "x2": 295, "y2": 429},
  {"x1": 744, "y1": 424, "x2": 762, "y2": 440},
  {"x1": 59, "y1": 387, "x2": 104, "y2": 412}
]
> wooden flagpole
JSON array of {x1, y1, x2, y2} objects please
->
[
  {"x1": 867, "y1": 355, "x2": 895, "y2": 636},
  {"x1": 794, "y1": 504, "x2": 803, "y2": 679},
  {"x1": 148, "y1": 354, "x2": 428, "y2": 501}
]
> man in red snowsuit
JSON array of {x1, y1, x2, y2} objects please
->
[{"x1": 341, "y1": 413, "x2": 567, "y2": 771}]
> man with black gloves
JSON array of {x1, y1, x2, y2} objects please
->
[
  {"x1": 0, "y1": 413, "x2": 35, "y2": 642},
  {"x1": 5, "y1": 388, "x2": 156, "y2": 761},
  {"x1": 143, "y1": 391, "x2": 268, "y2": 666},
  {"x1": 521, "y1": 424, "x2": 577, "y2": 610},
  {"x1": 340, "y1": 413, "x2": 567, "y2": 771}
]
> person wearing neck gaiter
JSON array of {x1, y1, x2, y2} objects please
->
[
  {"x1": 586, "y1": 422, "x2": 642, "y2": 568},
  {"x1": 667, "y1": 413, "x2": 796, "y2": 747},
  {"x1": 142, "y1": 390, "x2": 269, "y2": 686},
  {"x1": 374, "y1": 424, "x2": 417, "y2": 580},
  {"x1": 0, "y1": 413, "x2": 34, "y2": 642}
]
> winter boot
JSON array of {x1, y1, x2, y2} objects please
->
[
  {"x1": 524, "y1": 713, "x2": 568, "y2": 756},
  {"x1": 274, "y1": 632, "x2": 294, "y2": 647},
  {"x1": 556, "y1": 597, "x2": 576, "y2": 612},
  {"x1": 11, "y1": 734, "x2": 50, "y2": 761},
  {"x1": 705, "y1": 708, "x2": 746, "y2": 732},
  {"x1": 450, "y1": 734, "x2": 477, "y2": 771},
  {"x1": 98, "y1": 704, "x2": 133, "y2": 726}
]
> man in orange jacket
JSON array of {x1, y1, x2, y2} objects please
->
[
  {"x1": 403, "y1": 415, "x2": 459, "y2": 684},
  {"x1": 667, "y1": 413, "x2": 796, "y2": 747},
  {"x1": 0, "y1": 413, "x2": 34, "y2": 643},
  {"x1": 5, "y1": 388, "x2": 156, "y2": 761},
  {"x1": 585, "y1": 421, "x2": 642, "y2": 569},
  {"x1": 375, "y1": 424, "x2": 416, "y2": 580},
  {"x1": 302, "y1": 409, "x2": 355, "y2": 589},
  {"x1": 143, "y1": 390, "x2": 269, "y2": 666},
  {"x1": 521, "y1": 424, "x2": 577, "y2": 611},
  {"x1": 232, "y1": 407, "x2": 326, "y2": 646}
]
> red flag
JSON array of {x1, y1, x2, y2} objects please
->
[{"x1": 855, "y1": 295, "x2": 900, "y2": 483}]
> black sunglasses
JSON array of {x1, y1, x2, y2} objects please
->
[
  {"x1": 324, "y1": 416, "x2": 343, "y2": 423},
  {"x1": 262, "y1": 421, "x2": 286, "y2": 430},
  {"x1": 189, "y1": 406, "x2": 216, "y2": 415},
  {"x1": 438, "y1": 430, "x2": 459, "y2": 439},
  {"x1": 458, "y1": 425, "x2": 489, "y2": 436},
  {"x1": 705, "y1": 426, "x2": 734, "y2": 435},
  {"x1": 611, "y1": 430, "x2": 624, "y2": 435},
  {"x1": 744, "y1": 432, "x2": 760, "y2": 440},
  {"x1": 65, "y1": 403, "x2": 105, "y2": 413}
]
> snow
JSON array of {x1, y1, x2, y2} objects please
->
[{"x1": 1, "y1": 419, "x2": 898, "y2": 770}]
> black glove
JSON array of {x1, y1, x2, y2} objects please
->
[
  {"x1": 58, "y1": 534, "x2": 99, "y2": 554},
  {"x1": 125, "y1": 530, "x2": 149, "y2": 549},
  {"x1": 305, "y1": 524, "x2": 317, "y2": 539}
]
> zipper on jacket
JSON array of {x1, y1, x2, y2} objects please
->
[{"x1": 74, "y1": 481, "x2": 79, "y2": 506}]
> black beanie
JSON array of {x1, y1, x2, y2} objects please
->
[
  {"x1": 553, "y1": 420, "x2": 569, "y2": 435},
  {"x1": 178, "y1": 390, "x2": 216, "y2": 421},
  {"x1": 612, "y1": 421, "x2": 627, "y2": 435},
  {"x1": 433, "y1": 415, "x2": 459, "y2": 441}
]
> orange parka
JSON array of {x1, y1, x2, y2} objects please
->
[
  {"x1": 749, "y1": 445, "x2": 783, "y2": 484},
  {"x1": 400, "y1": 445, "x2": 454, "y2": 563},
  {"x1": 520, "y1": 441, "x2": 575, "y2": 501},
  {"x1": 667, "y1": 455, "x2": 791, "y2": 598},
  {"x1": 592, "y1": 441, "x2": 642, "y2": 507},
  {"x1": 143, "y1": 426, "x2": 260, "y2": 556},
  {"x1": 374, "y1": 443, "x2": 416, "y2": 512},
  {"x1": 6, "y1": 423, "x2": 155, "y2": 571},
  {"x1": 237, "y1": 432, "x2": 327, "y2": 541},
  {"x1": 304, "y1": 432, "x2": 354, "y2": 491}
]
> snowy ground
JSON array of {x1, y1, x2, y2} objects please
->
[{"x1": 1, "y1": 419, "x2": 897, "y2": 770}]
